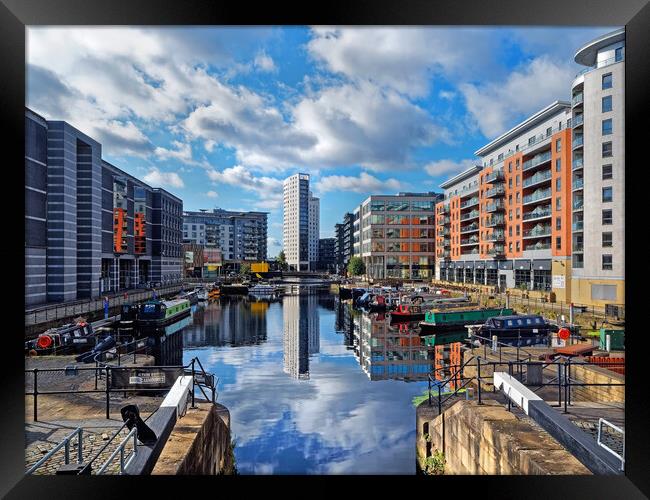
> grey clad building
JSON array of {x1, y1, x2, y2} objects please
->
[
  {"x1": 183, "y1": 209, "x2": 268, "y2": 270},
  {"x1": 25, "y1": 108, "x2": 183, "y2": 306},
  {"x1": 334, "y1": 212, "x2": 353, "y2": 274}
]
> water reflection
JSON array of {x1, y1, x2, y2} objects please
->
[{"x1": 283, "y1": 295, "x2": 320, "y2": 379}]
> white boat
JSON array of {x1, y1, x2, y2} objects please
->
[
  {"x1": 197, "y1": 289, "x2": 208, "y2": 301},
  {"x1": 248, "y1": 283, "x2": 279, "y2": 295}
]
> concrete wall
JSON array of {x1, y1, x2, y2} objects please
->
[
  {"x1": 416, "y1": 399, "x2": 590, "y2": 475},
  {"x1": 152, "y1": 403, "x2": 233, "y2": 475},
  {"x1": 570, "y1": 362, "x2": 624, "y2": 403}
]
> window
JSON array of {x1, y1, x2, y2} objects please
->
[
  {"x1": 528, "y1": 136, "x2": 535, "y2": 145},
  {"x1": 556, "y1": 197, "x2": 561, "y2": 210},
  {"x1": 516, "y1": 224, "x2": 520, "y2": 236},
  {"x1": 508, "y1": 178, "x2": 512, "y2": 188},
  {"x1": 602, "y1": 164, "x2": 613, "y2": 180},
  {"x1": 567, "y1": 119, "x2": 571, "y2": 128},
  {"x1": 516, "y1": 192, "x2": 520, "y2": 202},
  {"x1": 516, "y1": 159, "x2": 520, "y2": 169},
  {"x1": 516, "y1": 175, "x2": 520, "y2": 186},
  {"x1": 602, "y1": 186, "x2": 613, "y2": 202},
  {"x1": 602, "y1": 254, "x2": 613, "y2": 270},
  {"x1": 602, "y1": 142, "x2": 613, "y2": 157},
  {"x1": 602, "y1": 209, "x2": 613, "y2": 225},
  {"x1": 615, "y1": 47, "x2": 623, "y2": 62},
  {"x1": 556, "y1": 216, "x2": 561, "y2": 230},
  {"x1": 556, "y1": 178, "x2": 561, "y2": 191},
  {"x1": 546, "y1": 127, "x2": 552, "y2": 137},
  {"x1": 602, "y1": 73, "x2": 613, "y2": 89},
  {"x1": 509, "y1": 226, "x2": 512, "y2": 237},
  {"x1": 556, "y1": 237, "x2": 562, "y2": 250},
  {"x1": 516, "y1": 145, "x2": 519, "y2": 152},
  {"x1": 602, "y1": 95, "x2": 612, "y2": 112},
  {"x1": 602, "y1": 232, "x2": 613, "y2": 247},
  {"x1": 556, "y1": 158, "x2": 561, "y2": 172},
  {"x1": 556, "y1": 139, "x2": 561, "y2": 152},
  {"x1": 602, "y1": 119, "x2": 613, "y2": 135},
  {"x1": 498, "y1": 153, "x2": 503, "y2": 161}
]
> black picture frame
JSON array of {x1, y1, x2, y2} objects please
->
[{"x1": 1, "y1": 0, "x2": 647, "y2": 497}]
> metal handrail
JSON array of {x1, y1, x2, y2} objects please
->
[
  {"x1": 96, "y1": 427, "x2": 138, "y2": 475},
  {"x1": 597, "y1": 418, "x2": 625, "y2": 471},
  {"x1": 26, "y1": 427, "x2": 83, "y2": 474},
  {"x1": 428, "y1": 355, "x2": 476, "y2": 411}
]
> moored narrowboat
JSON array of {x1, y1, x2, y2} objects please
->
[
  {"x1": 479, "y1": 314, "x2": 553, "y2": 339},
  {"x1": 389, "y1": 304, "x2": 425, "y2": 323},
  {"x1": 419, "y1": 307, "x2": 514, "y2": 335},
  {"x1": 137, "y1": 298, "x2": 191, "y2": 327}
]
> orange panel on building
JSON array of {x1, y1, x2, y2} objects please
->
[
  {"x1": 504, "y1": 153, "x2": 524, "y2": 259},
  {"x1": 113, "y1": 207, "x2": 127, "y2": 253},
  {"x1": 551, "y1": 129, "x2": 572, "y2": 257}
]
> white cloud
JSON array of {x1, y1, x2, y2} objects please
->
[
  {"x1": 425, "y1": 158, "x2": 478, "y2": 178},
  {"x1": 143, "y1": 168, "x2": 185, "y2": 188},
  {"x1": 206, "y1": 190, "x2": 218, "y2": 198},
  {"x1": 307, "y1": 27, "x2": 501, "y2": 98},
  {"x1": 254, "y1": 52, "x2": 277, "y2": 72},
  {"x1": 154, "y1": 140, "x2": 201, "y2": 165},
  {"x1": 207, "y1": 165, "x2": 283, "y2": 209},
  {"x1": 316, "y1": 171, "x2": 406, "y2": 194},
  {"x1": 460, "y1": 56, "x2": 574, "y2": 137}
]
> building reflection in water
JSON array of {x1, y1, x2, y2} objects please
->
[
  {"x1": 183, "y1": 297, "x2": 268, "y2": 348},
  {"x1": 335, "y1": 299, "x2": 462, "y2": 384},
  {"x1": 283, "y1": 294, "x2": 320, "y2": 380}
]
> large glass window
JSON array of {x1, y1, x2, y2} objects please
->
[
  {"x1": 486, "y1": 269, "x2": 498, "y2": 286},
  {"x1": 370, "y1": 200, "x2": 385, "y2": 211},
  {"x1": 386, "y1": 200, "x2": 410, "y2": 211},
  {"x1": 514, "y1": 270, "x2": 531, "y2": 290},
  {"x1": 370, "y1": 214, "x2": 385, "y2": 224},
  {"x1": 602, "y1": 73, "x2": 613, "y2": 90},
  {"x1": 411, "y1": 200, "x2": 434, "y2": 211},
  {"x1": 533, "y1": 270, "x2": 551, "y2": 291},
  {"x1": 602, "y1": 95, "x2": 612, "y2": 112}
]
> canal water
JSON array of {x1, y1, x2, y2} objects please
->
[{"x1": 164, "y1": 291, "x2": 434, "y2": 474}]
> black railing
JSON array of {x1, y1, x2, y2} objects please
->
[{"x1": 26, "y1": 357, "x2": 217, "y2": 421}]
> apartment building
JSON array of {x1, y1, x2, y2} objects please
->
[
  {"x1": 353, "y1": 192, "x2": 443, "y2": 280},
  {"x1": 435, "y1": 101, "x2": 574, "y2": 295},
  {"x1": 25, "y1": 107, "x2": 183, "y2": 306},
  {"x1": 183, "y1": 208, "x2": 268, "y2": 270},
  {"x1": 334, "y1": 212, "x2": 354, "y2": 273},
  {"x1": 283, "y1": 173, "x2": 319, "y2": 271},
  {"x1": 570, "y1": 29, "x2": 625, "y2": 306}
]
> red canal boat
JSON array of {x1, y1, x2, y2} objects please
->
[{"x1": 389, "y1": 303, "x2": 425, "y2": 323}]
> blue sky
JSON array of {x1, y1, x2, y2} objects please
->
[{"x1": 27, "y1": 26, "x2": 617, "y2": 256}]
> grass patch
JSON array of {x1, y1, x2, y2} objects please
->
[{"x1": 412, "y1": 388, "x2": 466, "y2": 407}]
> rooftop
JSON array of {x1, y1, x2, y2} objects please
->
[
  {"x1": 574, "y1": 28, "x2": 625, "y2": 67},
  {"x1": 439, "y1": 165, "x2": 483, "y2": 189}
]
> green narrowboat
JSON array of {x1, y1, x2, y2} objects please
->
[
  {"x1": 422, "y1": 330, "x2": 469, "y2": 346},
  {"x1": 419, "y1": 307, "x2": 514, "y2": 335},
  {"x1": 137, "y1": 298, "x2": 191, "y2": 327}
]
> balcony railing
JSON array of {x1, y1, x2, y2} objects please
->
[
  {"x1": 484, "y1": 170, "x2": 505, "y2": 183},
  {"x1": 522, "y1": 151, "x2": 552, "y2": 172},
  {"x1": 573, "y1": 136, "x2": 584, "y2": 148},
  {"x1": 485, "y1": 200, "x2": 505, "y2": 212},
  {"x1": 484, "y1": 186, "x2": 505, "y2": 198},
  {"x1": 572, "y1": 178, "x2": 584, "y2": 190},
  {"x1": 522, "y1": 188, "x2": 552, "y2": 205},
  {"x1": 574, "y1": 54, "x2": 624, "y2": 79},
  {"x1": 523, "y1": 225, "x2": 552, "y2": 238},
  {"x1": 461, "y1": 248, "x2": 480, "y2": 255},
  {"x1": 484, "y1": 216, "x2": 505, "y2": 227},
  {"x1": 441, "y1": 216, "x2": 450, "y2": 224},
  {"x1": 460, "y1": 197, "x2": 479, "y2": 209},
  {"x1": 522, "y1": 169, "x2": 552, "y2": 188},
  {"x1": 438, "y1": 205, "x2": 450, "y2": 215},
  {"x1": 573, "y1": 199, "x2": 584, "y2": 210},
  {"x1": 573, "y1": 114, "x2": 584, "y2": 127},
  {"x1": 525, "y1": 243, "x2": 551, "y2": 251},
  {"x1": 522, "y1": 207, "x2": 552, "y2": 221},
  {"x1": 460, "y1": 238, "x2": 479, "y2": 246},
  {"x1": 441, "y1": 250, "x2": 451, "y2": 258},
  {"x1": 485, "y1": 232, "x2": 505, "y2": 242},
  {"x1": 460, "y1": 224, "x2": 479, "y2": 234},
  {"x1": 572, "y1": 93, "x2": 584, "y2": 106},
  {"x1": 437, "y1": 228, "x2": 450, "y2": 236},
  {"x1": 442, "y1": 239, "x2": 451, "y2": 247},
  {"x1": 572, "y1": 157, "x2": 584, "y2": 170},
  {"x1": 460, "y1": 210, "x2": 480, "y2": 221},
  {"x1": 572, "y1": 221, "x2": 584, "y2": 231},
  {"x1": 573, "y1": 243, "x2": 584, "y2": 252},
  {"x1": 487, "y1": 246, "x2": 505, "y2": 256}
]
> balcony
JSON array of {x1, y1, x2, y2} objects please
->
[
  {"x1": 441, "y1": 250, "x2": 451, "y2": 258},
  {"x1": 522, "y1": 188, "x2": 552, "y2": 206},
  {"x1": 572, "y1": 178, "x2": 584, "y2": 191},
  {"x1": 461, "y1": 248, "x2": 480, "y2": 255},
  {"x1": 484, "y1": 186, "x2": 505, "y2": 198},
  {"x1": 485, "y1": 232, "x2": 505, "y2": 242},
  {"x1": 460, "y1": 197, "x2": 479, "y2": 209},
  {"x1": 460, "y1": 223, "x2": 479, "y2": 234},
  {"x1": 438, "y1": 227, "x2": 450, "y2": 236},
  {"x1": 572, "y1": 93, "x2": 584, "y2": 106},
  {"x1": 442, "y1": 239, "x2": 451, "y2": 248},
  {"x1": 522, "y1": 169, "x2": 552, "y2": 188},
  {"x1": 573, "y1": 243, "x2": 584, "y2": 252},
  {"x1": 522, "y1": 151, "x2": 552, "y2": 172},
  {"x1": 573, "y1": 198, "x2": 584, "y2": 211},
  {"x1": 572, "y1": 135, "x2": 584, "y2": 149},
  {"x1": 487, "y1": 245, "x2": 505, "y2": 256},
  {"x1": 484, "y1": 170, "x2": 505, "y2": 183},
  {"x1": 572, "y1": 221, "x2": 584, "y2": 232},
  {"x1": 484, "y1": 216, "x2": 505, "y2": 227},
  {"x1": 460, "y1": 210, "x2": 480, "y2": 221},
  {"x1": 460, "y1": 237, "x2": 479, "y2": 246},
  {"x1": 572, "y1": 156, "x2": 584, "y2": 170},
  {"x1": 485, "y1": 200, "x2": 505, "y2": 212},
  {"x1": 573, "y1": 114, "x2": 584, "y2": 127},
  {"x1": 523, "y1": 206, "x2": 552, "y2": 221},
  {"x1": 525, "y1": 242, "x2": 551, "y2": 251},
  {"x1": 523, "y1": 225, "x2": 552, "y2": 238},
  {"x1": 440, "y1": 216, "x2": 450, "y2": 224}
]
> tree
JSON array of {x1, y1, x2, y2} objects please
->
[
  {"x1": 347, "y1": 256, "x2": 366, "y2": 276},
  {"x1": 277, "y1": 250, "x2": 288, "y2": 270},
  {"x1": 240, "y1": 263, "x2": 251, "y2": 275}
]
